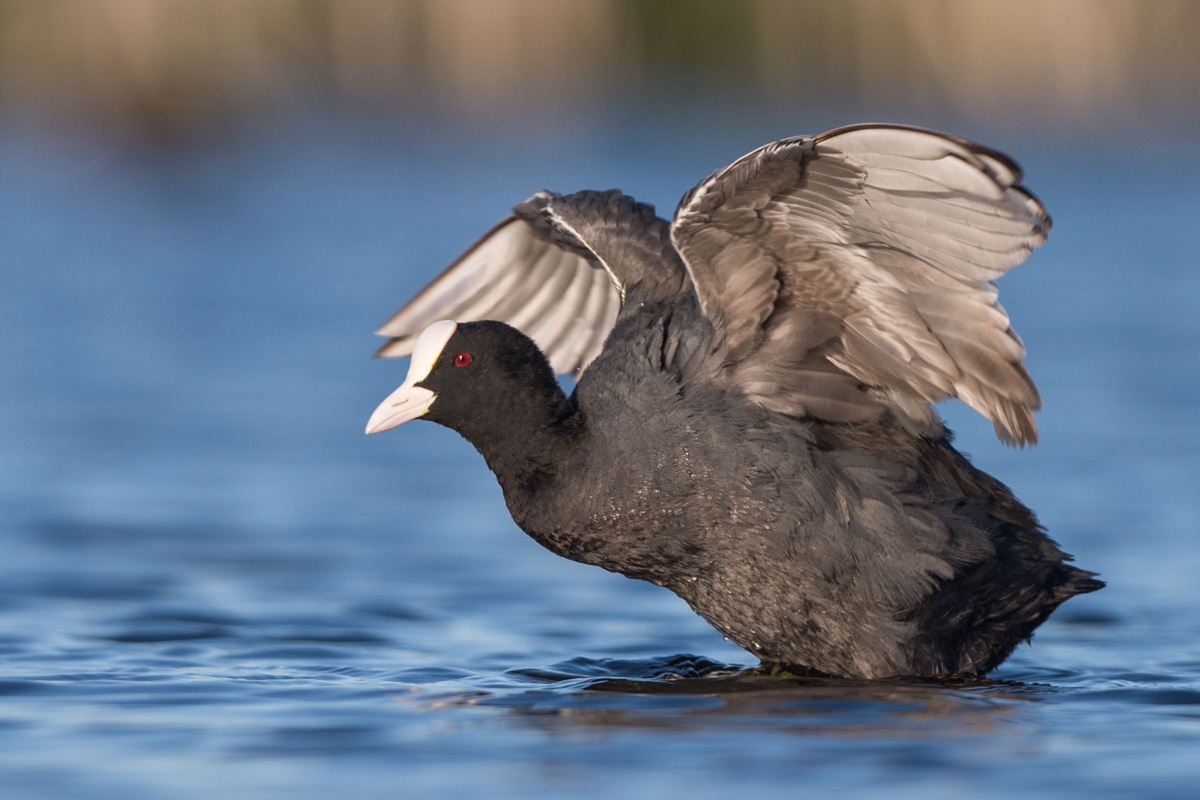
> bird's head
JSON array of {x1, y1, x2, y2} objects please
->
[{"x1": 366, "y1": 319, "x2": 563, "y2": 437}]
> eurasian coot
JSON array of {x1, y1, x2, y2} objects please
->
[{"x1": 366, "y1": 124, "x2": 1102, "y2": 679}]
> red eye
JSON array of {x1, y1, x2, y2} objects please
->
[{"x1": 454, "y1": 352, "x2": 472, "y2": 367}]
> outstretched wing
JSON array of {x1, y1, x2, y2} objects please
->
[
  {"x1": 671, "y1": 124, "x2": 1049, "y2": 445},
  {"x1": 376, "y1": 190, "x2": 681, "y2": 377},
  {"x1": 375, "y1": 194, "x2": 619, "y2": 375}
]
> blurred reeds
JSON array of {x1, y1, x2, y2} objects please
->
[{"x1": 1, "y1": 0, "x2": 1197, "y2": 140}]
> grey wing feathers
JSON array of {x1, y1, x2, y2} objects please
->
[
  {"x1": 671, "y1": 124, "x2": 1049, "y2": 445},
  {"x1": 375, "y1": 203, "x2": 622, "y2": 376}
]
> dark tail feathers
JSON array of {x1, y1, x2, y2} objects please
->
[{"x1": 1052, "y1": 565, "x2": 1105, "y2": 604}]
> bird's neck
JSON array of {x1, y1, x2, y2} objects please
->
[{"x1": 447, "y1": 378, "x2": 583, "y2": 504}]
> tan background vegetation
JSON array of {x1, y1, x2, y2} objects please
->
[{"x1": 1, "y1": 0, "x2": 1197, "y2": 140}]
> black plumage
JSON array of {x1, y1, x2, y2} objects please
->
[{"x1": 367, "y1": 124, "x2": 1102, "y2": 679}]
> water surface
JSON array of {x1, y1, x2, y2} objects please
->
[{"x1": 2, "y1": 108, "x2": 1198, "y2": 798}]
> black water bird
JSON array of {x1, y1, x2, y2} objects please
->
[{"x1": 366, "y1": 124, "x2": 1102, "y2": 679}]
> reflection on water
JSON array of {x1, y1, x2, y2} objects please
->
[
  {"x1": 464, "y1": 657, "x2": 1041, "y2": 739},
  {"x1": 2, "y1": 110, "x2": 1200, "y2": 798}
]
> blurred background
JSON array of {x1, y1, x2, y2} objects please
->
[
  {"x1": 2, "y1": 0, "x2": 1198, "y2": 141},
  {"x1": 2, "y1": 2, "x2": 1200, "y2": 799}
]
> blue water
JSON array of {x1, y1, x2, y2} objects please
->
[{"x1": 2, "y1": 107, "x2": 1199, "y2": 799}]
